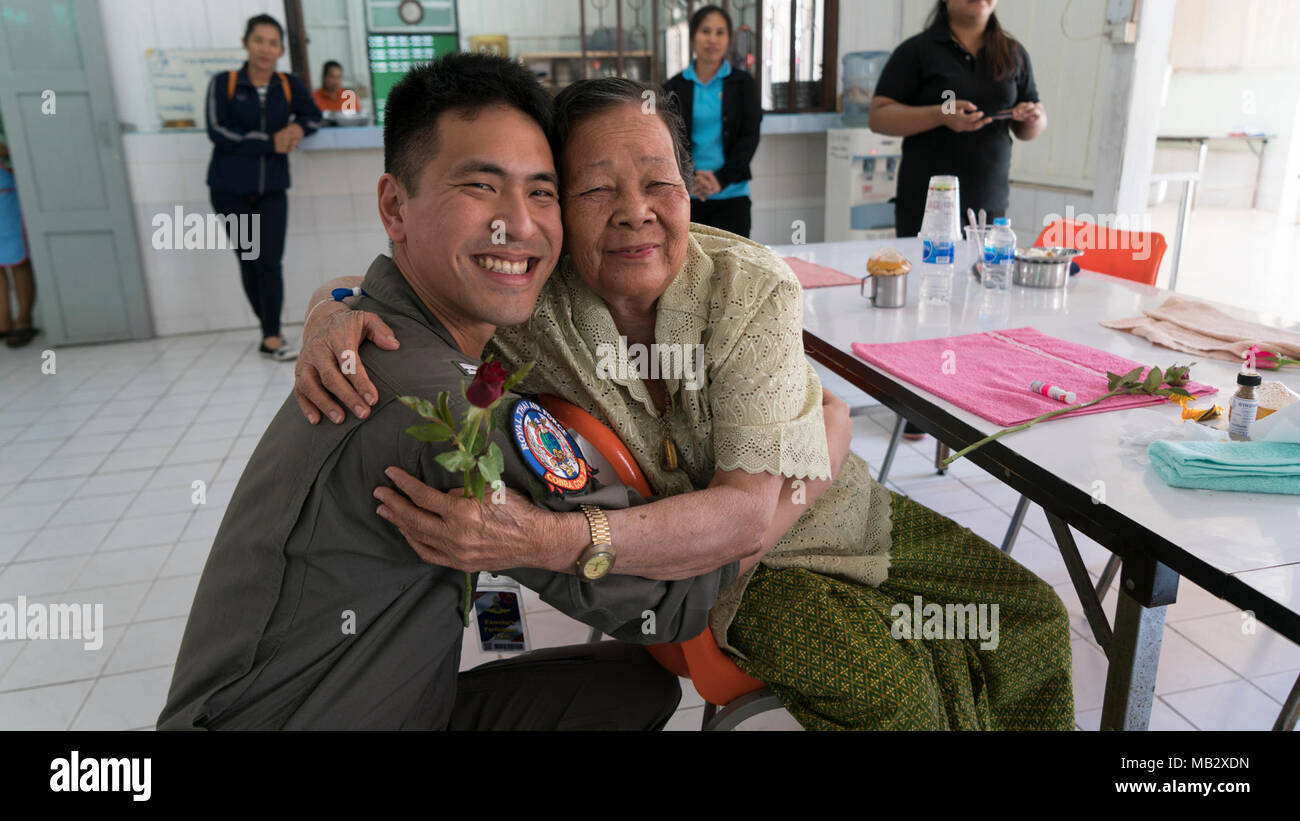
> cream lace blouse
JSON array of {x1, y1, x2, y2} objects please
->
[{"x1": 488, "y1": 225, "x2": 892, "y2": 656}]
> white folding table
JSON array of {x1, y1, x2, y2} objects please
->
[{"x1": 776, "y1": 237, "x2": 1300, "y2": 730}]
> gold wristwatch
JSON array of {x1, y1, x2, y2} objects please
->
[{"x1": 575, "y1": 504, "x2": 615, "y2": 581}]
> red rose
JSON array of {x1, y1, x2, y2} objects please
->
[{"x1": 466, "y1": 360, "x2": 510, "y2": 407}]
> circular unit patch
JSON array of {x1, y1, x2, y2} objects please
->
[{"x1": 510, "y1": 399, "x2": 593, "y2": 497}]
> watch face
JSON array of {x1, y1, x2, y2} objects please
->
[{"x1": 583, "y1": 553, "x2": 613, "y2": 580}]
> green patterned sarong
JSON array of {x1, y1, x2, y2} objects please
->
[{"x1": 728, "y1": 492, "x2": 1075, "y2": 730}]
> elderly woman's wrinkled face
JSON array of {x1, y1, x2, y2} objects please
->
[{"x1": 560, "y1": 103, "x2": 691, "y2": 308}]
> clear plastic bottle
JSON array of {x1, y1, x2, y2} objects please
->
[
  {"x1": 918, "y1": 175, "x2": 960, "y2": 304},
  {"x1": 982, "y1": 217, "x2": 1016, "y2": 291}
]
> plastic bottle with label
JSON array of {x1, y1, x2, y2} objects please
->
[
  {"x1": 982, "y1": 217, "x2": 1016, "y2": 291},
  {"x1": 918, "y1": 175, "x2": 960, "y2": 304}
]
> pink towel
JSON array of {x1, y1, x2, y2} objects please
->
[
  {"x1": 851, "y1": 327, "x2": 1218, "y2": 427},
  {"x1": 782, "y1": 256, "x2": 860, "y2": 289}
]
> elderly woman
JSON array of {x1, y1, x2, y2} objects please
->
[{"x1": 295, "y1": 78, "x2": 1073, "y2": 730}]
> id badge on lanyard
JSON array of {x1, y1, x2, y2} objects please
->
[{"x1": 473, "y1": 573, "x2": 530, "y2": 652}]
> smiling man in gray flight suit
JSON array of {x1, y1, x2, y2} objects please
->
[{"x1": 157, "y1": 54, "x2": 738, "y2": 731}]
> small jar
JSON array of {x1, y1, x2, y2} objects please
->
[{"x1": 1228, "y1": 370, "x2": 1262, "y2": 441}]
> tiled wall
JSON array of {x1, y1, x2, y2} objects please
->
[
  {"x1": 123, "y1": 133, "x2": 389, "y2": 337},
  {"x1": 123, "y1": 130, "x2": 828, "y2": 336},
  {"x1": 749, "y1": 133, "x2": 829, "y2": 246}
]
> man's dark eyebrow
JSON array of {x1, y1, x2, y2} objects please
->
[{"x1": 448, "y1": 160, "x2": 557, "y2": 186}]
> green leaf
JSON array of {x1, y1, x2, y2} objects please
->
[
  {"x1": 1142, "y1": 366, "x2": 1163, "y2": 392},
  {"x1": 479, "y1": 442, "x2": 504, "y2": 485},
  {"x1": 466, "y1": 469, "x2": 486, "y2": 502},
  {"x1": 1106, "y1": 371, "x2": 1122, "y2": 391},
  {"x1": 405, "y1": 421, "x2": 453, "y2": 442},
  {"x1": 398, "y1": 395, "x2": 440, "y2": 421},
  {"x1": 502, "y1": 360, "x2": 535, "y2": 394},
  {"x1": 435, "y1": 449, "x2": 476, "y2": 472},
  {"x1": 1163, "y1": 387, "x2": 1194, "y2": 398},
  {"x1": 1121, "y1": 366, "x2": 1144, "y2": 386},
  {"x1": 437, "y1": 391, "x2": 454, "y2": 428}
]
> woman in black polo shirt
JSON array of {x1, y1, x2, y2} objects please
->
[
  {"x1": 870, "y1": 0, "x2": 1046, "y2": 238},
  {"x1": 663, "y1": 5, "x2": 762, "y2": 238},
  {"x1": 871, "y1": 0, "x2": 1045, "y2": 440}
]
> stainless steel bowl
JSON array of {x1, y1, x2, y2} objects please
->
[{"x1": 1012, "y1": 247, "x2": 1082, "y2": 288}]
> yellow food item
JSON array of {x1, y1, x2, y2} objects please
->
[{"x1": 867, "y1": 247, "x2": 911, "y2": 277}]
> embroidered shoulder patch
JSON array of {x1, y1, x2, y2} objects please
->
[{"x1": 510, "y1": 399, "x2": 593, "y2": 497}]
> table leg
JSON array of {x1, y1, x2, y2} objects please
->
[
  {"x1": 1272, "y1": 673, "x2": 1300, "y2": 732},
  {"x1": 1000, "y1": 495, "x2": 1031, "y2": 554},
  {"x1": 877, "y1": 414, "x2": 906, "y2": 485},
  {"x1": 1100, "y1": 556, "x2": 1179, "y2": 731},
  {"x1": 1101, "y1": 589, "x2": 1167, "y2": 731},
  {"x1": 1169, "y1": 178, "x2": 1193, "y2": 292},
  {"x1": 1047, "y1": 512, "x2": 1113, "y2": 653}
]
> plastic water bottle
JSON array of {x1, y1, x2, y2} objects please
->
[
  {"x1": 918, "y1": 175, "x2": 960, "y2": 304},
  {"x1": 982, "y1": 217, "x2": 1016, "y2": 291}
]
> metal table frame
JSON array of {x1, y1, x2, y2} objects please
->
[{"x1": 803, "y1": 328, "x2": 1300, "y2": 731}]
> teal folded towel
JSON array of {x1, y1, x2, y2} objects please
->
[{"x1": 1148, "y1": 440, "x2": 1300, "y2": 495}]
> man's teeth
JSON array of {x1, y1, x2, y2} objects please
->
[{"x1": 475, "y1": 256, "x2": 529, "y2": 275}]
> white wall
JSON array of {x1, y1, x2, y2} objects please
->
[
  {"x1": 101, "y1": 0, "x2": 289, "y2": 134},
  {"x1": 1159, "y1": 0, "x2": 1300, "y2": 221}
]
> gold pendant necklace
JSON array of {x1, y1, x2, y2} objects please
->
[{"x1": 658, "y1": 391, "x2": 678, "y2": 471}]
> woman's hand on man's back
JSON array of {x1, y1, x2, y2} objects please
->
[{"x1": 294, "y1": 308, "x2": 399, "y2": 424}]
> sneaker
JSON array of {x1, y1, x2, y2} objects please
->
[{"x1": 258, "y1": 339, "x2": 299, "y2": 362}]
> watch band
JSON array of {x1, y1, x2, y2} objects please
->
[
  {"x1": 576, "y1": 505, "x2": 614, "y2": 580},
  {"x1": 579, "y1": 504, "x2": 612, "y2": 547}
]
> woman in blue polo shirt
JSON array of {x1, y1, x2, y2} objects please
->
[
  {"x1": 664, "y1": 5, "x2": 762, "y2": 238},
  {"x1": 207, "y1": 14, "x2": 321, "y2": 361}
]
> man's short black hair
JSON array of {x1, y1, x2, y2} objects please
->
[{"x1": 383, "y1": 53, "x2": 552, "y2": 194}]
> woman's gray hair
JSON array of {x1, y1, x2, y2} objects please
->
[{"x1": 549, "y1": 77, "x2": 694, "y2": 187}]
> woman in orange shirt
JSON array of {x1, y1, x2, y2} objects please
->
[{"x1": 312, "y1": 61, "x2": 355, "y2": 112}]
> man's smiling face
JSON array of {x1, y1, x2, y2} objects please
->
[{"x1": 379, "y1": 104, "x2": 563, "y2": 342}]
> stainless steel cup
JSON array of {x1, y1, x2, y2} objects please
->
[{"x1": 861, "y1": 272, "x2": 907, "y2": 308}]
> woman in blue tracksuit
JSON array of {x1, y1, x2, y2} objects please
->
[{"x1": 207, "y1": 14, "x2": 321, "y2": 361}]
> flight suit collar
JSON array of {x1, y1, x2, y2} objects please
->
[{"x1": 359, "y1": 254, "x2": 464, "y2": 354}]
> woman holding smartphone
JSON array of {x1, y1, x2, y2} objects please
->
[
  {"x1": 206, "y1": 14, "x2": 321, "y2": 361},
  {"x1": 870, "y1": 0, "x2": 1045, "y2": 439},
  {"x1": 871, "y1": 0, "x2": 1045, "y2": 236}
]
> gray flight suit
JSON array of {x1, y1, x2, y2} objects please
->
[{"x1": 157, "y1": 255, "x2": 737, "y2": 730}]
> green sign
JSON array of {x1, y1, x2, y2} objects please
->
[{"x1": 367, "y1": 33, "x2": 459, "y2": 125}]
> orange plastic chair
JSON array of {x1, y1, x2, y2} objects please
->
[
  {"x1": 538, "y1": 395, "x2": 781, "y2": 728},
  {"x1": 1035, "y1": 218, "x2": 1167, "y2": 286}
]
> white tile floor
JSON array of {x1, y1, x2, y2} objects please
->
[{"x1": 0, "y1": 333, "x2": 1295, "y2": 731}]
